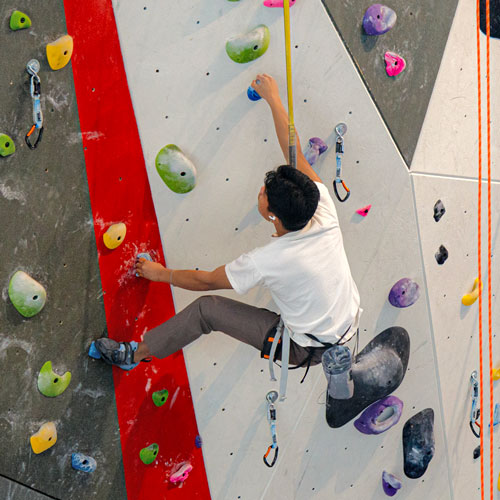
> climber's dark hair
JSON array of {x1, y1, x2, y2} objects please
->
[{"x1": 264, "y1": 165, "x2": 320, "y2": 231}]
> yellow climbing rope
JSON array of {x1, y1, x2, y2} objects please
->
[{"x1": 282, "y1": 0, "x2": 296, "y2": 168}]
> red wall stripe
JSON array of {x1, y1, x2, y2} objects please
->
[{"x1": 62, "y1": 1, "x2": 211, "y2": 498}]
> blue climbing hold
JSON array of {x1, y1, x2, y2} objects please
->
[
  {"x1": 195, "y1": 435, "x2": 203, "y2": 448},
  {"x1": 88, "y1": 342, "x2": 101, "y2": 359},
  {"x1": 71, "y1": 453, "x2": 97, "y2": 473},
  {"x1": 136, "y1": 252, "x2": 153, "y2": 277},
  {"x1": 247, "y1": 86, "x2": 262, "y2": 101}
]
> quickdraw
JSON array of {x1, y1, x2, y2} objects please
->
[
  {"x1": 333, "y1": 122, "x2": 350, "y2": 202},
  {"x1": 469, "y1": 370, "x2": 500, "y2": 439},
  {"x1": 263, "y1": 390, "x2": 279, "y2": 468},
  {"x1": 25, "y1": 59, "x2": 43, "y2": 149}
]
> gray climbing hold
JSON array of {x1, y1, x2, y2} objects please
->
[
  {"x1": 433, "y1": 200, "x2": 445, "y2": 222},
  {"x1": 8, "y1": 270, "x2": 46, "y2": 317},
  {"x1": 402, "y1": 408, "x2": 435, "y2": 479}
]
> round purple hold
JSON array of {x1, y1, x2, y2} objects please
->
[
  {"x1": 382, "y1": 471, "x2": 402, "y2": 496},
  {"x1": 363, "y1": 4, "x2": 397, "y2": 36},
  {"x1": 388, "y1": 278, "x2": 420, "y2": 308}
]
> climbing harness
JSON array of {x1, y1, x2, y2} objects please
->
[
  {"x1": 333, "y1": 123, "x2": 350, "y2": 202},
  {"x1": 282, "y1": 0, "x2": 296, "y2": 168},
  {"x1": 25, "y1": 59, "x2": 43, "y2": 149},
  {"x1": 470, "y1": 371, "x2": 481, "y2": 438},
  {"x1": 263, "y1": 390, "x2": 279, "y2": 467}
]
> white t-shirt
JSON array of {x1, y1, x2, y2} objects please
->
[{"x1": 225, "y1": 182, "x2": 361, "y2": 348}]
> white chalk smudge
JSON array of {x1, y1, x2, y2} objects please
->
[
  {"x1": 0, "y1": 183, "x2": 26, "y2": 204},
  {"x1": 145, "y1": 378, "x2": 152, "y2": 392},
  {"x1": 169, "y1": 387, "x2": 180, "y2": 410}
]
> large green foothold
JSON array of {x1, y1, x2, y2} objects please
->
[
  {"x1": 152, "y1": 389, "x2": 169, "y2": 407},
  {"x1": 0, "y1": 134, "x2": 15, "y2": 157},
  {"x1": 9, "y1": 10, "x2": 31, "y2": 30},
  {"x1": 155, "y1": 145, "x2": 197, "y2": 194},
  {"x1": 140, "y1": 443, "x2": 159, "y2": 465},
  {"x1": 8, "y1": 271, "x2": 46, "y2": 317},
  {"x1": 37, "y1": 361, "x2": 71, "y2": 397},
  {"x1": 226, "y1": 25, "x2": 270, "y2": 64}
]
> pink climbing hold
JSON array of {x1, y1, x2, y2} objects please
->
[
  {"x1": 356, "y1": 205, "x2": 371, "y2": 217},
  {"x1": 263, "y1": 0, "x2": 296, "y2": 7},
  {"x1": 385, "y1": 52, "x2": 406, "y2": 77},
  {"x1": 169, "y1": 462, "x2": 193, "y2": 483}
]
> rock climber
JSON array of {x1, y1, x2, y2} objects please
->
[{"x1": 93, "y1": 74, "x2": 362, "y2": 384}]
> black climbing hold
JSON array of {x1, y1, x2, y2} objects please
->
[
  {"x1": 473, "y1": 445, "x2": 481, "y2": 459},
  {"x1": 433, "y1": 200, "x2": 446, "y2": 222},
  {"x1": 480, "y1": 0, "x2": 500, "y2": 39},
  {"x1": 435, "y1": 245, "x2": 448, "y2": 265},
  {"x1": 402, "y1": 408, "x2": 435, "y2": 479},
  {"x1": 326, "y1": 327, "x2": 410, "y2": 428}
]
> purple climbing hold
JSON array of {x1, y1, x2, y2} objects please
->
[
  {"x1": 195, "y1": 435, "x2": 203, "y2": 448},
  {"x1": 354, "y1": 395, "x2": 403, "y2": 435},
  {"x1": 382, "y1": 471, "x2": 402, "y2": 496},
  {"x1": 388, "y1": 278, "x2": 420, "y2": 308},
  {"x1": 304, "y1": 137, "x2": 328, "y2": 166},
  {"x1": 363, "y1": 4, "x2": 397, "y2": 36}
]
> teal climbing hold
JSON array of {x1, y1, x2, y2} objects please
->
[
  {"x1": 8, "y1": 271, "x2": 46, "y2": 317},
  {"x1": 9, "y1": 10, "x2": 31, "y2": 31},
  {"x1": 155, "y1": 145, "x2": 197, "y2": 194},
  {"x1": 0, "y1": 134, "x2": 15, "y2": 157},
  {"x1": 140, "y1": 443, "x2": 159, "y2": 465},
  {"x1": 226, "y1": 25, "x2": 270, "y2": 64},
  {"x1": 37, "y1": 361, "x2": 71, "y2": 397},
  {"x1": 152, "y1": 389, "x2": 169, "y2": 407}
]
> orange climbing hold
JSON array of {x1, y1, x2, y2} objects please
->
[
  {"x1": 30, "y1": 422, "x2": 57, "y2": 454},
  {"x1": 46, "y1": 35, "x2": 74, "y2": 70}
]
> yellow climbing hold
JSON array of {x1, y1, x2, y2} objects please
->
[
  {"x1": 103, "y1": 222, "x2": 126, "y2": 249},
  {"x1": 46, "y1": 35, "x2": 74, "y2": 70},
  {"x1": 30, "y1": 422, "x2": 57, "y2": 454},
  {"x1": 461, "y1": 278, "x2": 483, "y2": 306},
  {"x1": 493, "y1": 368, "x2": 500, "y2": 381}
]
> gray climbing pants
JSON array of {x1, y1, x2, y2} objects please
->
[{"x1": 143, "y1": 295, "x2": 327, "y2": 367}]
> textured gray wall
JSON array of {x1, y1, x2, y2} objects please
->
[
  {"x1": 321, "y1": 0, "x2": 459, "y2": 166},
  {"x1": 0, "y1": 2, "x2": 126, "y2": 498}
]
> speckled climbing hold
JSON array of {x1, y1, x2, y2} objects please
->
[
  {"x1": 247, "y1": 86, "x2": 262, "y2": 101},
  {"x1": 382, "y1": 471, "x2": 402, "y2": 496},
  {"x1": 37, "y1": 361, "x2": 71, "y2": 397},
  {"x1": 195, "y1": 435, "x2": 203, "y2": 448},
  {"x1": 263, "y1": 0, "x2": 296, "y2": 7},
  {"x1": 354, "y1": 396, "x2": 403, "y2": 435},
  {"x1": 363, "y1": 4, "x2": 397, "y2": 35},
  {"x1": 9, "y1": 10, "x2": 31, "y2": 30},
  {"x1": 170, "y1": 462, "x2": 193, "y2": 483},
  {"x1": 152, "y1": 389, "x2": 169, "y2": 407},
  {"x1": 8, "y1": 271, "x2": 46, "y2": 318},
  {"x1": 356, "y1": 205, "x2": 371, "y2": 217},
  {"x1": 388, "y1": 278, "x2": 420, "y2": 308},
  {"x1": 385, "y1": 52, "x2": 406, "y2": 77},
  {"x1": 71, "y1": 453, "x2": 97, "y2": 473},
  {"x1": 103, "y1": 222, "x2": 126, "y2": 249},
  {"x1": 304, "y1": 137, "x2": 328, "y2": 166},
  {"x1": 435, "y1": 245, "x2": 448, "y2": 265},
  {"x1": 402, "y1": 408, "x2": 435, "y2": 479},
  {"x1": 433, "y1": 199, "x2": 445, "y2": 222},
  {"x1": 136, "y1": 252, "x2": 153, "y2": 277},
  {"x1": 226, "y1": 25, "x2": 270, "y2": 64},
  {"x1": 462, "y1": 278, "x2": 482, "y2": 306},
  {"x1": 46, "y1": 35, "x2": 74, "y2": 70},
  {"x1": 140, "y1": 443, "x2": 159, "y2": 465},
  {"x1": 0, "y1": 134, "x2": 15, "y2": 157},
  {"x1": 156, "y1": 145, "x2": 197, "y2": 194},
  {"x1": 30, "y1": 422, "x2": 57, "y2": 454}
]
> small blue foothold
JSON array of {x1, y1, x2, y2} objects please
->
[
  {"x1": 195, "y1": 435, "x2": 203, "y2": 448},
  {"x1": 88, "y1": 342, "x2": 101, "y2": 359},
  {"x1": 136, "y1": 252, "x2": 153, "y2": 277},
  {"x1": 71, "y1": 453, "x2": 97, "y2": 473},
  {"x1": 247, "y1": 86, "x2": 262, "y2": 101}
]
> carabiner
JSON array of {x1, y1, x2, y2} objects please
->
[
  {"x1": 333, "y1": 178, "x2": 350, "y2": 202},
  {"x1": 469, "y1": 370, "x2": 480, "y2": 438},
  {"x1": 333, "y1": 124, "x2": 350, "y2": 202},
  {"x1": 263, "y1": 444, "x2": 279, "y2": 468},
  {"x1": 25, "y1": 124, "x2": 44, "y2": 149}
]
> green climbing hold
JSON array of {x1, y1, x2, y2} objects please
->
[
  {"x1": 9, "y1": 10, "x2": 31, "y2": 30},
  {"x1": 0, "y1": 134, "x2": 15, "y2": 157},
  {"x1": 152, "y1": 389, "x2": 169, "y2": 407},
  {"x1": 226, "y1": 25, "x2": 270, "y2": 64},
  {"x1": 140, "y1": 443, "x2": 159, "y2": 465},
  {"x1": 8, "y1": 271, "x2": 46, "y2": 317},
  {"x1": 37, "y1": 361, "x2": 71, "y2": 397},
  {"x1": 155, "y1": 145, "x2": 197, "y2": 194}
]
